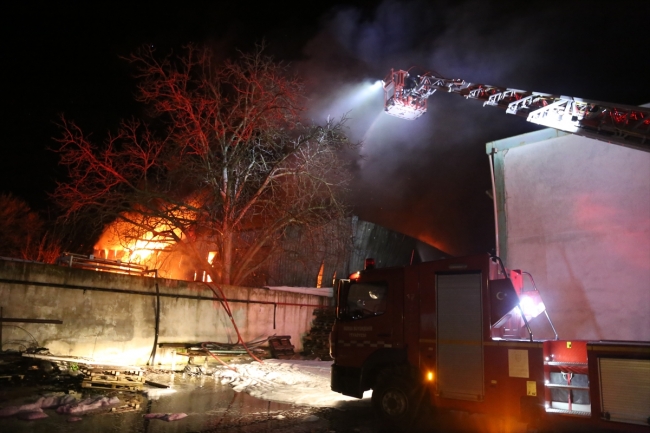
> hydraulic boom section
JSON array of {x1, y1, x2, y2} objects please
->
[{"x1": 383, "y1": 68, "x2": 650, "y2": 151}]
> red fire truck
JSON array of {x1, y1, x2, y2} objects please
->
[
  {"x1": 330, "y1": 254, "x2": 650, "y2": 431},
  {"x1": 329, "y1": 70, "x2": 650, "y2": 431}
]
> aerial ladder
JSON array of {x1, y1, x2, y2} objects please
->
[{"x1": 383, "y1": 69, "x2": 650, "y2": 152}]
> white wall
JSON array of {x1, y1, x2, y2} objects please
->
[{"x1": 490, "y1": 130, "x2": 650, "y2": 341}]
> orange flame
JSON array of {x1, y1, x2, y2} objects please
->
[
  {"x1": 93, "y1": 209, "x2": 216, "y2": 281},
  {"x1": 94, "y1": 216, "x2": 181, "y2": 268}
]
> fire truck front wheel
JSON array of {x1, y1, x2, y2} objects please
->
[{"x1": 371, "y1": 369, "x2": 421, "y2": 424}]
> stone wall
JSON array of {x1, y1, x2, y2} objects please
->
[{"x1": 0, "y1": 259, "x2": 332, "y2": 366}]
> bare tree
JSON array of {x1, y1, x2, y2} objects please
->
[
  {"x1": 0, "y1": 193, "x2": 61, "y2": 262},
  {"x1": 54, "y1": 44, "x2": 356, "y2": 286}
]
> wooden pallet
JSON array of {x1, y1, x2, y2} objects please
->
[
  {"x1": 268, "y1": 336, "x2": 295, "y2": 359},
  {"x1": 81, "y1": 379, "x2": 143, "y2": 391},
  {"x1": 81, "y1": 367, "x2": 143, "y2": 375},
  {"x1": 87, "y1": 372, "x2": 144, "y2": 383},
  {"x1": 81, "y1": 367, "x2": 145, "y2": 392},
  {"x1": 80, "y1": 367, "x2": 144, "y2": 385}
]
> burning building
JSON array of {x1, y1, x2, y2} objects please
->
[{"x1": 86, "y1": 216, "x2": 445, "y2": 288}]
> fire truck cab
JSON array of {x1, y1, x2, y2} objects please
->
[{"x1": 330, "y1": 254, "x2": 650, "y2": 431}]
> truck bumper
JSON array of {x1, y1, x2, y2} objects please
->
[{"x1": 331, "y1": 364, "x2": 364, "y2": 398}]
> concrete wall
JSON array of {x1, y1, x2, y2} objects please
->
[
  {"x1": 488, "y1": 129, "x2": 650, "y2": 342},
  {"x1": 0, "y1": 260, "x2": 331, "y2": 366}
]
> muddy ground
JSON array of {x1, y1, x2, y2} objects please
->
[
  {"x1": 0, "y1": 375, "x2": 389, "y2": 433},
  {"x1": 0, "y1": 351, "x2": 389, "y2": 433}
]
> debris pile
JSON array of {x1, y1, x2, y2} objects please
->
[
  {"x1": 0, "y1": 347, "x2": 149, "y2": 425},
  {"x1": 0, "y1": 348, "x2": 85, "y2": 387},
  {"x1": 3, "y1": 348, "x2": 146, "y2": 393},
  {"x1": 158, "y1": 339, "x2": 269, "y2": 367}
]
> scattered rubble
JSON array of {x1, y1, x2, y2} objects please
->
[
  {"x1": 0, "y1": 392, "x2": 122, "y2": 421},
  {"x1": 183, "y1": 364, "x2": 207, "y2": 376},
  {"x1": 144, "y1": 412, "x2": 188, "y2": 421},
  {"x1": 0, "y1": 343, "x2": 365, "y2": 431},
  {"x1": 0, "y1": 351, "x2": 388, "y2": 433},
  {"x1": 0, "y1": 348, "x2": 142, "y2": 425},
  {"x1": 56, "y1": 395, "x2": 120, "y2": 414},
  {"x1": 0, "y1": 348, "x2": 83, "y2": 387},
  {"x1": 110, "y1": 400, "x2": 141, "y2": 413}
]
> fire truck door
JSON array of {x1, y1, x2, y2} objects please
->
[{"x1": 437, "y1": 273, "x2": 484, "y2": 401}]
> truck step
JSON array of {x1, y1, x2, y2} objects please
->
[{"x1": 545, "y1": 408, "x2": 591, "y2": 417}]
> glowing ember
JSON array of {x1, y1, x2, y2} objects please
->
[{"x1": 205, "y1": 251, "x2": 217, "y2": 282}]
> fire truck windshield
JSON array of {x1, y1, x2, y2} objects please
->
[{"x1": 341, "y1": 282, "x2": 388, "y2": 320}]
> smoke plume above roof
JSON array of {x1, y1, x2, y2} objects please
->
[{"x1": 292, "y1": 0, "x2": 650, "y2": 256}]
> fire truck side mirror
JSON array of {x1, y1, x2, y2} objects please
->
[{"x1": 336, "y1": 279, "x2": 351, "y2": 319}]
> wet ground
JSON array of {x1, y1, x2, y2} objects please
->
[
  {"x1": 0, "y1": 369, "x2": 388, "y2": 433},
  {"x1": 0, "y1": 373, "x2": 537, "y2": 433},
  {"x1": 0, "y1": 353, "x2": 546, "y2": 433}
]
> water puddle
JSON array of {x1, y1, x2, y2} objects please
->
[{"x1": 0, "y1": 373, "x2": 297, "y2": 433}]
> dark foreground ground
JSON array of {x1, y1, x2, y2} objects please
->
[
  {"x1": 0, "y1": 370, "x2": 531, "y2": 433},
  {"x1": 0, "y1": 349, "x2": 384, "y2": 432},
  {"x1": 0, "y1": 355, "x2": 612, "y2": 433},
  {"x1": 0, "y1": 374, "x2": 544, "y2": 433},
  {"x1": 0, "y1": 372, "x2": 379, "y2": 433}
]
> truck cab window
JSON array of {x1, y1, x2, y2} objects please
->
[{"x1": 344, "y1": 282, "x2": 388, "y2": 320}]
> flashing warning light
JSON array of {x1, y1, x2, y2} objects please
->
[
  {"x1": 349, "y1": 271, "x2": 361, "y2": 280},
  {"x1": 364, "y1": 258, "x2": 376, "y2": 270},
  {"x1": 426, "y1": 371, "x2": 434, "y2": 382},
  {"x1": 519, "y1": 290, "x2": 546, "y2": 320}
]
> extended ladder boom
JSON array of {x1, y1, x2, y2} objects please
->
[{"x1": 383, "y1": 69, "x2": 650, "y2": 152}]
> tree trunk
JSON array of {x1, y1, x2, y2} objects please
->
[{"x1": 222, "y1": 230, "x2": 233, "y2": 285}]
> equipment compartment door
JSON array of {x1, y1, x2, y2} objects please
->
[
  {"x1": 599, "y1": 358, "x2": 650, "y2": 425},
  {"x1": 437, "y1": 273, "x2": 484, "y2": 401}
]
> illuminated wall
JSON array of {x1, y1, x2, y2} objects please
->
[
  {"x1": 488, "y1": 129, "x2": 650, "y2": 341},
  {"x1": 0, "y1": 260, "x2": 331, "y2": 365}
]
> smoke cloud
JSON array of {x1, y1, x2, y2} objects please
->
[{"x1": 291, "y1": 0, "x2": 650, "y2": 256}]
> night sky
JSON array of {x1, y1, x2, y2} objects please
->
[{"x1": 3, "y1": 1, "x2": 650, "y2": 256}]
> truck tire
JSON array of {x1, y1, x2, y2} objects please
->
[{"x1": 371, "y1": 368, "x2": 422, "y2": 426}]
